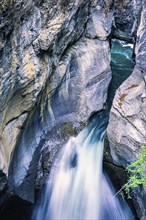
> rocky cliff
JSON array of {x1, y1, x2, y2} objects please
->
[
  {"x1": 0, "y1": 0, "x2": 113, "y2": 203},
  {"x1": 0, "y1": 0, "x2": 145, "y2": 219},
  {"x1": 107, "y1": 0, "x2": 146, "y2": 219}
]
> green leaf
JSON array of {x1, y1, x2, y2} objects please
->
[{"x1": 125, "y1": 146, "x2": 146, "y2": 198}]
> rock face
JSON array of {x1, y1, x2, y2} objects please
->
[
  {"x1": 107, "y1": 0, "x2": 146, "y2": 175},
  {"x1": 107, "y1": 67, "x2": 146, "y2": 167},
  {"x1": 113, "y1": 0, "x2": 142, "y2": 41},
  {"x1": 107, "y1": 1, "x2": 146, "y2": 219},
  {"x1": 0, "y1": 0, "x2": 145, "y2": 219},
  {"x1": 0, "y1": 0, "x2": 113, "y2": 203}
]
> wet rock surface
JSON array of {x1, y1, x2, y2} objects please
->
[
  {"x1": 0, "y1": 0, "x2": 112, "y2": 204},
  {"x1": 107, "y1": 1, "x2": 146, "y2": 218},
  {"x1": 0, "y1": 0, "x2": 145, "y2": 219},
  {"x1": 107, "y1": 0, "x2": 146, "y2": 176},
  {"x1": 113, "y1": 0, "x2": 142, "y2": 41}
]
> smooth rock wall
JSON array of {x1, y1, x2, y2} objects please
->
[
  {"x1": 0, "y1": 0, "x2": 113, "y2": 202},
  {"x1": 107, "y1": 1, "x2": 146, "y2": 218}
]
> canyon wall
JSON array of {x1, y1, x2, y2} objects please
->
[
  {"x1": 0, "y1": 0, "x2": 145, "y2": 219},
  {"x1": 0, "y1": 0, "x2": 113, "y2": 203},
  {"x1": 107, "y1": 0, "x2": 146, "y2": 218}
]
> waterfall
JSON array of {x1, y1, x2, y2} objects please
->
[{"x1": 33, "y1": 113, "x2": 134, "y2": 220}]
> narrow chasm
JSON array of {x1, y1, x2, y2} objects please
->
[
  {"x1": 1, "y1": 1, "x2": 146, "y2": 219},
  {"x1": 103, "y1": 38, "x2": 137, "y2": 217},
  {"x1": 0, "y1": 36, "x2": 137, "y2": 220},
  {"x1": 32, "y1": 39, "x2": 136, "y2": 220},
  {"x1": 108, "y1": 38, "x2": 135, "y2": 107}
]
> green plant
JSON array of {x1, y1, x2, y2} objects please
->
[{"x1": 125, "y1": 145, "x2": 146, "y2": 198}]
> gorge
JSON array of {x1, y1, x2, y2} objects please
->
[
  {"x1": 33, "y1": 111, "x2": 135, "y2": 220},
  {"x1": 0, "y1": 0, "x2": 146, "y2": 220}
]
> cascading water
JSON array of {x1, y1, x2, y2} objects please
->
[{"x1": 33, "y1": 113, "x2": 134, "y2": 220}]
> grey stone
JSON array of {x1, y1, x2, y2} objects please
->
[
  {"x1": 85, "y1": 5, "x2": 114, "y2": 40},
  {"x1": 107, "y1": 2, "x2": 146, "y2": 218},
  {"x1": 0, "y1": 1, "x2": 145, "y2": 218},
  {"x1": 8, "y1": 36, "x2": 111, "y2": 203},
  {"x1": 0, "y1": 0, "x2": 113, "y2": 203},
  {"x1": 113, "y1": 0, "x2": 142, "y2": 41}
]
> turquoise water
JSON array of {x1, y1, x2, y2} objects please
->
[
  {"x1": 33, "y1": 39, "x2": 136, "y2": 220},
  {"x1": 108, "y1": 39, "x2": 135, "y2": 106}
]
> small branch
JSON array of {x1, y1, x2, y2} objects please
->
[{"x1": 113, "y1": 179, "x2": 131, "y2": 198}]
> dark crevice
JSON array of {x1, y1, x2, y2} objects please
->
[
  {"x1": 0, "y1": 194, "x2": 33, "y2": 220},
  {"x1": 107, "y1": 38, "x2": 135, "y2": 109},
  {"x1": 103, "y1": 159, "x2": 125, "y2": 170}
]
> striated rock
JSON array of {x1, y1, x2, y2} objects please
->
[
  {"x1": 0, "y1": 114, "x2": 27, "y2": 175},
  {"x1": 41, "y1": 38, "x2": 111, "y2": 126},
  {"x1": 85, "y1": 1, "x2": 114, "y2": 40},
  {"x1": 113, "y1": 0, "x2": 142, "y2": 41},
  {"x1": 107, "y1": 0, "x2": 146, "y2": 170},
  {"x1": 0, "y1": 0, "x2": 145, "y2": 218},
  {"x1": 0, "y1": 0, "x2": 112, "y2": 204},
  {"x1": 107, "y1": 1, "x2": 146, "y2": 218},
  {"x1": 135, "y1": 1, "x2": 146, "y2": 73},
  {"x1": 0, "y1": 0, "x2": 91, "y2": 183},
  {"x1": 8, "y1": 37, "x2": 111, "y2": 203},
  {"x1": 107, "y1": 67, "x2": 146, "y2": 166}
]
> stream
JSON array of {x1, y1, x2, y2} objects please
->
[
  {"x1": 33, "y1": 39, "x2": 135, "y2": 219},
  {"x1": 33, "y1": 112, "x2": 134, "y2": 220}
]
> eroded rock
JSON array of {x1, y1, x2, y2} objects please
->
[
  {"x1": 0, "y1": 0, "x2": 113, "y2": 203},
  {"x1": 0, "y1": 1, "x2": 145, "y2": 219},
  {"x1": 113, "y1": 0, "x2": 142, "y2": 41},
  {"x1": 107, "y1": 1, "x2": 146, "y2": 218}
]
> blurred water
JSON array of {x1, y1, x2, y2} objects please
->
[{"x1": 33, "y1": 113, "x2": 134, "y2": 220}]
